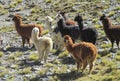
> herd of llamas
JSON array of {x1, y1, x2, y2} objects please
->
[{"x1": 0, "y1": 11, "x2": 120, "y2": 74}]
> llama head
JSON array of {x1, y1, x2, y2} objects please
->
[
  {"x1": 74, "y1": 14, "x2": 83, "y2": 22},
  {"x1": 56, "y1": 12, "x2": 64, "y2": 22},
  {"x1": 12, "y1": 14, "x2": 22, "y2": 22},
  {"x1": 100, "y1": 14, "x2": 106, "y2": 21},
  {"x1": 100, "y1": 14, "x2": 110, "y2": 24},
  {"x1": 64, "y1": 35, "x2": 73, "y2": 46},
  {"x1": 32, "y1": 27, "x2": 39, "y2": 36}
]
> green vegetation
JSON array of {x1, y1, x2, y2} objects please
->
[
  {"x1": 58, "y1": 50, "x2": 68, "y2": 58},
  {"x1": 0, "y1": 27, "x2": 14, "y2": 33},
  {"x1": 0, "y1": 66, "x2": 8, "y2": 77},
  {"x1": 37, "y1": 68, "x2": 48, "y2": 76},
  {"x1": 29, "y1": 53, "x2": 39, "y2": 61},
  {"x1": 108, "y1": 11, "x2": 115, "y2": 17},
  {"x1": 18, "y1": 67, "x2": 32, "y2": 74},
  {"x1": 45, "y1": 0, "x2": 52, "y2": 3},
  {"x1": 0, "y1": 52, "x2": 3, "y2": 57},
  {"x1": 0, "y1": 0, "x2": 120, "y2": 81}
]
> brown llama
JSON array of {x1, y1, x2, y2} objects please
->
[
  {"x1": 100, "y1": 14, "x2": 120, "y2": 49},
  {"x1": 64, "y1": 35, "x2": 97, "y2": 74},
  {"x1": 12, "y1": 14, "x2": 43, "y2": 47},
  {"x1": 57, "y1": 11, "x2": 77, "y2": 25}
]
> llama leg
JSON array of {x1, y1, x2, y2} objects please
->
[
  {"x1": 110, "y1": 39, "x2": 114, "y2": 49},
  {"x1": 89, "y1": 62, "x2": 94, "y2": 74},
  {"x1": 44, "y1": 49, "x2": 50, "y2": 63},
  {"x1": 76, "y1": 62, "x2": 80, "y2": 72},
  {"x1": 38, "y1": 50, "x2": 44, "y2": 61},
  {"x1": 22, "y1": 37, "x2": 25, "y2": 47},
  {"x1": 116, "y1": 40, "x2": 119, "y2": 49},
  {"x1": 26, "y1": 38, "x2": 30, "y2": 47},
  {"x1": 82, "y1": 61, "x2": 87, "y2": 73}
]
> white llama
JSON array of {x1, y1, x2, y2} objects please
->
[{"x1": 31, "y1": 27, "x2": 53, "y2": 63}]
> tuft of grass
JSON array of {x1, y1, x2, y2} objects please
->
[
  {"x1": 6, "y1": 75, "x2": 15, "y2": 81},
  {"x1": 31, "y1": 8, "x2": 37, "y2": 13},
  {"x1": 0, "y1": 66, "x2": 8, "y2": 77},
  {"x1": 0, "y1": 5, "x2": 3, "y2": 9},
  {"x1": 114, "y1": 6, "x2": 120, "y2": 11},
  {"x1": 0, "y1": 52, "x2": 3, "y2": 57},
  {"x1": 44, "y1": 63, "x2": 54, "y2": 68},
  {"x1": 16, "y1": 0, "x2": 23, "y2": 4},
  {"x1": 9, "y1": 2, "x2": 17, "y2": 8},
  {"x1": 101, "y1": 44, "x2": 112, "y2": 48},
  {"x1": 42, "y1": 30, "x2": 49, "y2": 35},
  {"x1": 19, "y1": 67, "x2": 32, "y2": 74},
  {"x1": 11, "y1": 64, "x2": 19, "y2": 69},
  {"x1": 92, "y1": 18, "x2": 98, "y2": 23},
  {"x1": 45, "y1": 0, "x2": 52, "y2": 3},
  {"x1": 37, "y1": 68, "x2": 48, "y2": 76},
  {"x1": 15, "y1": 51, "x2": 23, "y2": 57},
  {"x1": 29, "y1": 53, "x2": 39, "y2": 61},
  {"x1": 0, "y1": 27, "x2": 14, "y2": 33},
  {"x1": 58, "y1": 50, "x2": 68, "y2": 58},
  {"x1": 52, "y1": 59, "x2": 61, "y2": 64},
  {"x1": 8, "y1": 53, "x2": 15, "y2": 60},
  {"x1": 108, "y1": 11, "x2": 115, "y2": 17},
  {"x1": 95, "y1": 24, "x2": 101, "y2": 29},
  {"x1": 116, "y1": 17, "x2": 120, "y2": 22},
  {"x1": 116, "y1": 50, "x2": 120, "y2": 55},
  {"x1": 115, "y1": 55, "x2": 120, "y2": 61}
]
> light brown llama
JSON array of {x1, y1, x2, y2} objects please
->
[
  {"x1": 64, "y1": 35, "x2": 97, "y2": 74},
  {"x1": 100, "y1": 14, "x2": 120, "y2": 49},
  {"x1": 12, "y1": 14, "x2": 43, "y2": 47}
]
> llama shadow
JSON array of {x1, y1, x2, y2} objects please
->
[
  {"x1": 33, "y1": 70, "x2": 83, "y2": 81},
  {"x1": 18, "y1": 59, "x2": 43, "y2": 67},
  {"x1": 61, "y1": 56, "x2": 75, "y2": 64},
  {"x1": 53, "y1": 71, "x2": 83, "y2": 81},
  {"x1": 1, "y1": 46, "x2": 31, "y2": 52}
]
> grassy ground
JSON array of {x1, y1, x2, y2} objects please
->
[{"x1": 0, "y1": 0, "x2": 120, "y2": 81}]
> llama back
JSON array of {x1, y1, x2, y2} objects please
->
[
  {"x1": 38, "y1": 37, "x2": 53, "y2": 50},
  {"x1": 76, "y1": 42, "x2": 97, "y2": 60}
]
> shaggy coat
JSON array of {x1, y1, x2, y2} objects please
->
[
  {"x1": 64, "y1": 35, "x2": 97, "y2": 74},
  {"x1": 100, "y1": 14, "x2": 120, "y2": 49},
  {"x1": 31, "y1": 27, "x2": 53, "y2": 63},
  {"x1": 12, "y1": 14, "x2": 43, "y2": 47},
  {"x1": 57, "y1": 15, "x2": 80, "y2": 43},
  {"x1": 74, "y1": 14, "x2": 98, "y2": 44}
]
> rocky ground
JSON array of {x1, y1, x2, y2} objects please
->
[{"x1": 0, "y1": 0, "x2": 120, "y2": 81}]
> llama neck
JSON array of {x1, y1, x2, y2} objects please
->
[
  {"x1": 32, "y1": 34, "x2": 39, "y2": 43},
  {"x1": 66, "y1": 43, "x2": 74, "y2": 53},
  {"x1": 14, "y1": 20, "x2": 22, "y2": 28},
  {"x1": 58, "y1": 19, "x2": 64, "y2": 31},
  {"x1": 77, "y1": 21, "x2": 84, "y2": 30},
  {"x1": 102, "y1": 20, "x2": 112, "y2": 30}
]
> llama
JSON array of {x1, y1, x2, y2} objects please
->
[
  {"x1": 31, "y1": 27, "x2": 53, "y2": 63},
  {"x1": 12, "y1": 14, "x2": 43, "y2": 47},
  {"x1": 57, "y1": 11, "x2": 77, "y2": 25},
  {"x1": 45, "y1": 16, "x2": 64, "y2": 50},
  {"x1": 57, "y1": 14, "x2": 80, "y2": 43},
  {"x1": 100, "y1": 14, "x2": 120, "y2": 49},
  {"x1": 64, "y1": 35, "x2": 97, "y2": 74},
  {"x1": 74, "y1": 14, "x2": 98, "y2": 44}
]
